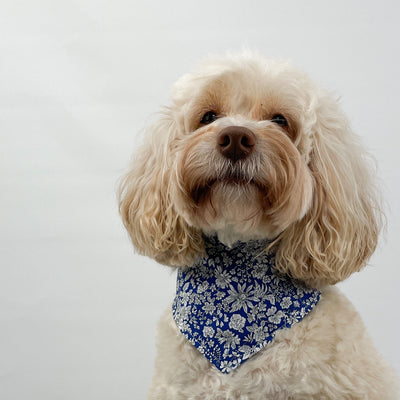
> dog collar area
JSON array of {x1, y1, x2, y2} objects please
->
[{"x1": 172, "y1": 235, "x2": 321, "y2": 374}]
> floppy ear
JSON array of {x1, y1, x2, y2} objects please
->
[
  {"x1": 118, "y1": 111, "x2": 203, "y2": 267},
  {"x1": 275, "y1": 93, "x2": 384, "y2": 287}
]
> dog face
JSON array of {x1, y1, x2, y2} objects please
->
[
  {"x1": 119, "y1": 53, "x2": 383, "y2": 287},
  {"x1": 170, "y1": 60, "x2": 315, "y2": 245}
]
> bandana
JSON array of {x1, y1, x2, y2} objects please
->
[{"x1": 172, "y1": 235, "x2": 321, "y2": 374}]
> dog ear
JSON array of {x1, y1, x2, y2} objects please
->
[
  {"x1": 275, "y1": 93, "x2": 384, "y2": 286},
  {"x1": 118, "y1": 111, "x2": 203, "y2": 267}
]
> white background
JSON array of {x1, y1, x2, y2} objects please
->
[{"x1": 1, "y1": 1, "x2": 399, "y2": 399}]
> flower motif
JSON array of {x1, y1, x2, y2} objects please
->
[
  {"x1": 247, "y1": 323, "x2": 268, "y2": 342},
  {"x1": 224, "y1": 283, "x2": 257, "y2": 312},
  {"x1": 264, "y1": 294, "x2": 276, "y2": 305},
  {"x1": 252, "y1": 283, "x2": 267, "y2": 298},
  {"x1": 216, "y1": 291, "x2": 226, "y2": 300},
  {"x1": 239, "y1": 345, "x2": 253, "y2": 360},
  {"x1": 266, "y1": 306, "x2": 277, "y2": 316},
  {"x1": 268, "y1": 310, "x2": 286, "y2": 325},
  {"x1": 229, "y1": 314, "x2": 246, "y2": 332},
  {"x1": 216, "y1": 329, "x2": 240, "y2": 349},
  {"x1": 203, "y1": 326, "x2": 215, "y2": 338},
  {"x1": 197, "y1": 281, "x2": 209, "y2": 294},
  {"x1": 281, "y1": 296, "x2": 292, "y2": 309},
  {"x1": 252, "y1": 262, "x2": 267, "y2": 279},
  {"x1": 202, "y1": 301, "x2": 216, "y2": 315},
  {"x1": 215, "y1": 266, "x2": 232, "y2": 289},
  {"x1": 176, "y1": 305, "x2": 191, "y2": 320},
  {"x1": 220, "y1": 360, "x2": 232, "y2": 373}
]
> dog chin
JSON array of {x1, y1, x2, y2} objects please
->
[{"x1": 189, "y1": 181, "x2": 277, "y2": 245}]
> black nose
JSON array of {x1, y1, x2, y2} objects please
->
[{"x1": 217, "y1": 126, "x2": 256, "y2": 162}]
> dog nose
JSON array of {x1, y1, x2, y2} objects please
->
[{"x1": 217, "y1": 126, "x2": 256, "y2": 162}]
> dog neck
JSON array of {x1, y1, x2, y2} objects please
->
[
  {"x1": 206, "y1": 227, "x2": 273, "y2": 248},
  {"x1": 172, "y1": 235, "x2": 321, "y2": 373}
]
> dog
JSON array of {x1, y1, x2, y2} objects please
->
[{"x1": 118, "y1": 52, "x2": 399, "y2": 399}]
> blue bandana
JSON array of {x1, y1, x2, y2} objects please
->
[{"x1": 172, "y1": 235, "x2": 321, "y2": 374}]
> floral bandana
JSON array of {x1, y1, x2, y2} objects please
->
[{"x1": 172, "y1": 235, "x2": 321, "y2": 374}]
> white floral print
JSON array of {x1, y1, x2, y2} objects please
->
[
  {"x1": 172, "y1": 235, "x2": 320, "y2": 374},
  {"x1": 216, "y1": 329, "x2": 240, "y2": 349},
  {"x1": 229, "y1": 314, "x2": 246, "y2": 332},
  {"x1": 203, "y1": 326, "x2": 215, "y2": 338},
  {"x1": 281, "y1": 296, "x2": 293, "y2": 309},
  {"x1": 224, "y1": 283, "x2": 257, "y2": 312}
]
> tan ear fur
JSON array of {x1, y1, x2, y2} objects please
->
[
  {"x1": 118, "y1": 112, "x2": 203, "y2": 267},
  {"x1": 274, "y1": 94, "x2": 384, "y2": 287}
]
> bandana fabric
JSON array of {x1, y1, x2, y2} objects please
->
[{"x1": 172, "y1": 235, "x2": 321, "y2": 374}]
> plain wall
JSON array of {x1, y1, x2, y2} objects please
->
[{"x1": 1, "y1": 1, "x2": 399, "y2": 399}]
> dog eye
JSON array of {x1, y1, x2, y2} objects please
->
[
  {"x1": 271, "y1": 114, "x2": 288, "y2": 127},
  {"x1": 200, "y1": 111, "x2": 218, "y2": 125}
]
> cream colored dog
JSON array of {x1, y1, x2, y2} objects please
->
[{"x1": 119, "y1": 53, "x2": 398, "y2": 399}]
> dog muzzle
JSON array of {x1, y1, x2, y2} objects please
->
[{"x1": 172, "y1": 235, "x2": 321, "y2": 374}]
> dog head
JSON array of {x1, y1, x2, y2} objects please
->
[{"x1": 118, "y1": 52, "x2": 383, "y2": 287}]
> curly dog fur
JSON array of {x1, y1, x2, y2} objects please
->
[{"x1": 118, "y1": 52, "x2": 398, "y2": 399}]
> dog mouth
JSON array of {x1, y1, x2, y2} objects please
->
[{"x1": 190, "y1": 173, "x2": 265, "y2": 205}]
